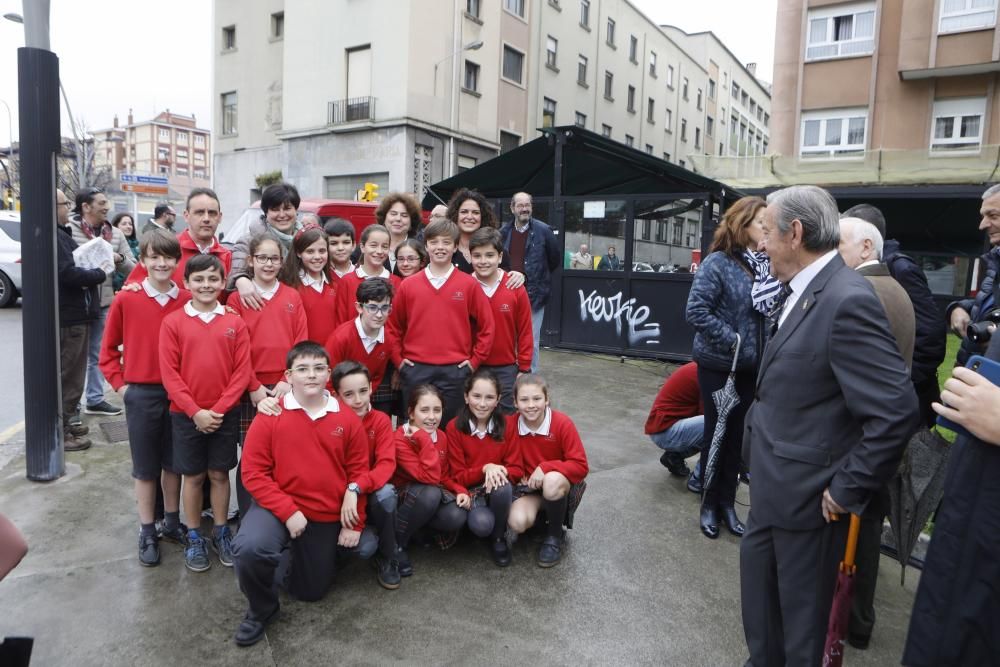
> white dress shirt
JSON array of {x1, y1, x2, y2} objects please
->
[
  {"x1": 142, "y1": 278, "x2": 180, "y2": 307},
  {"x1": 778, "y1": 249, "x2": 838, "y2": 328},
  {"x1": 184, "y1": 301, "x2": 226, "y2": 323}
]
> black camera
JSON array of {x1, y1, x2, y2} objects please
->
[{"x1": 967, "y1": 308, "x2": 1000, "y2": 344}]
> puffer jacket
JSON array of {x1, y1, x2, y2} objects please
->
[
  {"x1": 499, "y1": 218, "x2": 561, "y2": 310},
  {"x1": 67, "y1": 215, "x2": 136, "y2": 308},
  {"x1": 685, "y1": 250, "x2": 765, "y2": 372},
  {"x1": 948, "y1": 246, "x2": 1000, "y2": 367}
]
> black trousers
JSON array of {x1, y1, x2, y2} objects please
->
[
  {"x1": 913, "y1": 377, "x2": 940, "y2": 430},
  {"x1": 400, "y1": 362, "x2": 470, "y2": 426},
  {"x1": 482, "y1": 364, "x2": 518, "y2": 415},
  {"x1": 697, "y1": 365, "x2": 755, "y2": 508},
  {"x1": 740, "y1": 512, "x2": 849, "y2": 667},
  {"x1": 849, "y1": 487, "x2": 891, "y2": 641}
]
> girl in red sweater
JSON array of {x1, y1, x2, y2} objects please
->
[
  {"x1": 335, "y1": 224, "x2": 402, "y2": 322},
  {"x1": 394, "y1": 238, "x2": 427, "y2": 278},
  {"x1": 390, "y1": 385, "x2": 468, "y2": 576},
  {"x1": 278, "y1": 226, "x2": 343, "y2": 345},
  {"x1": 446, "y1": 369, "x2": 521, "y2": 567},
  {"x1": 507, "y1": 374, "x2": 589, "y2": 568}
]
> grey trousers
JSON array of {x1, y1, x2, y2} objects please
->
[{"x1": 59, "y1": 325, "x2": 89, "y2": 429}]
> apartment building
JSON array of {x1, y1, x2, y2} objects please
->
[{"x1": 212, "y1": 0, "x2": 770, "y2": 212}]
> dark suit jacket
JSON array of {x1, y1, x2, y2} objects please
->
[
  {"x1": 743, "y1": 253, "x2": 918, "y2": 530},
  {"x1": 858, "y1": 262, "x2": 915, "y2": 370}
]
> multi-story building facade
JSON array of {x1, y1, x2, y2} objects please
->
[{"x1": 212, "y1": 0, "x2": 770, "y2": 213}]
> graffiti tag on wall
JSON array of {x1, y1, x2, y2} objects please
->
[{"x1": 578, "y1": 289, "x2": 661, "y2": 346}]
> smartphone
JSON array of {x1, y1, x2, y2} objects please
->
[{"x1": 936, "y1": 355, "x2": 1000, "y2": 439}]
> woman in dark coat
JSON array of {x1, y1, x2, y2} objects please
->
[{"x1": 902, "y1": 331, "x2": 1000, "y2": 666}]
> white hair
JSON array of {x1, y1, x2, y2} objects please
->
[
  {"x1": 843, "y1": 217, "x2": 884, "y2": 260},
  {"x1": 983, "y1": 183, "x2": 1000, "y2": 200}
]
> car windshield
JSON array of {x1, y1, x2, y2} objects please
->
[{"x1": 0, "y1": 220, "x2": 20, "y2": 242}]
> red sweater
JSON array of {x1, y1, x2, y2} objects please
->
[
  {"x1": 390, "y1": 426, "x2": 465, "y2": 495},
  {"x1": 324, "y1": 319, "x2": 398, "y2": 391},
  {"x1": 356, "y1": 408, "x2": 396, "y2": 494},
  {"x1": 228, "y1": 283, "x2": 309, "y2": 390},
  {"x1": 295, "y1": 276, "x2": 344, "y2": 345},
  {"x1": 126, "y1": 230, "x2": 233, "y2": 287},
  {"x1": 241, "y1": 398, "x2": 369, "y2": 526},
  {"x1": 99, "y1": 285, "x2": 191, "y2": 390},
  {"x1": 446, "y1": 419, "x2": 523, "y2": 489},
  {"x1": 644, "y1": 361, "x2": 703, "y2": 435},
  {"x1": 334, "y1": 270, "x2": 402, "y2": 323},
  {"x1": 480, "y1": 277, "x2": 533, "y2": 370},
  {"x1": 504, "y1": 410, "x2": 589, "y2": 484},
  {"x1": 387, "y1": 270, "x2": 495, "y2": 369},
  {"x1": 159, "y1": 307, "x2": 252, "y2": 417}
]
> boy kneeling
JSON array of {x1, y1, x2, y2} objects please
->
[{"x1": 232, "y1": 341, "x2": 370, "y2": 647}]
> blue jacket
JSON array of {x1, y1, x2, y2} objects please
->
[
  {"x1": 949, "y1": 246, "x2": 1000, "y2": 366},
  {"x1": 883, "y1": 239, "x2": 946, "y2": 384},
  {"x1": 499, "y1": 217, "x2": 561, "y2": 310},
  {"x1": 685, "y1": 250, "x2": 765, "y2": 372}
]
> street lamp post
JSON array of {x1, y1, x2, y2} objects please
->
[{"x1": 433, "y1": 40, "x2": 483, "y2": 178}]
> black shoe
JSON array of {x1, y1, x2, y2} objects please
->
[
  {"x1": 138, "y1": 532, "x2": 160, "y2": 567},
  {"x1": 84, "y1": 400, "x2": 123, "y2": 416},
  {"x1": 374, "y1": 554, "x2": 401, "y2": 590},
  {"x1": 686, "y1": 471, "x2": 703, "y2": 494},
  {"x1": 720, "y1": 506, "x2": 746, "y2": 537},
  {"x1": 395, "y1": 548, "x2": 413, "y2": 577},
  {"x1": 537, "y1": 535, "x2": 562, "y2": 567},
  {"x1": 847, "y1": 633, "x2": 870, "y2": 650},
  {"x1": 234, "y1": 607, "x2": 278, "y2": 647},
  {"x1": 659, "y1": 451, "x2": 690, "y2": 477},
  {"x1": 700, "y1": 505, "x2": 720, "y2": 539},
  {"x1": 158, "y1": 521, "x2": 189, "y2": 545},
  {"x1": 491, "y1": 538, "x2": 512, "y2": 567}
]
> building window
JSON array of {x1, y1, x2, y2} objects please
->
[
  {"x1": 806, "y1": 2, "x2": 876, "y2": 61},
  {"x1": 750, "y1": 99, "x2": 757, "y2": 116},
  {"x1": 625, "y1": 134, "x2": 634, "y2": 147},
  {"x1": 604, "y1": 71, "x2": 614, "y2": 99},
  {"x1": 194, "y1": 152, "x2": 206, "y2": 164},
  {"x1": 176, "y1": 166, "x2": 189, "y2": 177},
  {"x1": 222, "y1": 25, "x2": 236, "y2": 50},
  {"x1": 176, "y1": 131, "x2": 188, "y2": 143},
  {"x1": 800, "y1": 107, "x2": 868, "y2": 158},
  {"x1": 694, "y1": 127, "x2": 701, "y2": 150},
  {"x1": 940, "y1": 0, "x2": 997, "y2": 32},
  {"x1": 499, "y1": 131, "x2": 520, "y2": 154},
  {"x1": 194, "y1": 134, "x2": 206, "y2": 147},
  {"x1": 697, "y1": 88, "x2": 703, "y2": 110},
  {"x1": 647, "y1": 97, "x2": 655, "y2": 123},
  {"x1": 708, "y1": 78, "x2": 716, "y2": 99},
  {"x1": 741, "y1": 90, "x2": 748, "y2": 107},
  {"x1": 271, "y1": 12, "x2": 284, "y2": 40},
  {"x1": 763, "y1": 112, "x2": 770, "y2": 128},
  {"x1": 672, "y1": 221, "x2": 684, "y2": 246},
  {"x1": 464, "y1": 61, "x2": 480, "y2": 92},
  {"x1": 666, "y1": 65, "x2": 674, "y2": 88},
  {"x1": 664, "y1": 152, "x2": 671, "y2": 162},
  {"x1": 546, "y1": 36, "x2": 558, "y2": 68},
  {"x1": 221, "y1": 92, "x2": 237, "y2": 135},
  {"x1": 607, "y1": 18, "x2": 616, "y2": 45},
  {"x1": 645, "y1": 144, "x2": 654, "y2": 154},
  {"x1": 931, "y1": 97, "x2": 987, "y2": 152},
  {"x1": 627, "y1": 85, "x2": 636, "y2": 112},
  {"x1": 504, "y1": 0, "x2": 525, "y2": 18},
  {"x1": 194, "y1": 168, "x2": 207, "y2": 179},
  {"x1": 502, "y1": 46, "x2": 525, "y2": 84},
  {"x1": 176, "y1": 148, "x2": 189, "y2": 160},
  {"x1": 157, "y1": 146, "x2": 169, "y2": 160},
  {"x1": 578, "y1": 55, "x2": 589, "y2": 85},
  {"x1": 665, "y1": 108, "x2": 673, "y2": 130},
  {"x1": 706, "y1": 116, "x2": 714, "y2": 136},
  {"x1": 732, "y1": 82, "x2": 740, "y2": 98},
  {"x1": 158, "y1": 127, "x2": 170, "y2": 140},
  {"x1": 580, "y1": 0, "x2": 590, "y2": 27},
  {"x1": 629, "y1": 35, "x2": 638, "y2": 63},
  {"x1": 457, "y1": 155, "x2": 477, "y2": 172},
  {"x1": 467, "y1": 0, "x2": 481, "y2": 18},
  {"x1": 757, "y1": 107, "x2": 764, "y2": 122},
  {"x1": 543, "y1": 97, "x2": 557, "y2": 127},
  {"x1": 719, "y1": 142, "x2": 724, "y2": 155},
  {"x1": 601, "y1": 123, "x2": 612, "y2": 137},
  {"x1": 649, "y1": 51, "x2": 657, "y2": 76},
  {"x1": 681, "y1": 118, "x2": 687, "y2": 141},
  {"x1": 575, "y1": 112, "x2": 587, "y2": 127},
  {"x1": 682, "y1": 78, "x2": 689, "y2": 100}
]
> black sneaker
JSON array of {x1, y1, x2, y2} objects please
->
[
  {"x1": 234, "y1": 606, "x2": 278, "y2": 648},
  {"x1": 212, "y1": 525, "x2": 235, "y2": 567},
  {"x1": 374, "y1": 554, "x2": 401, "y2": 590},
  {"x1": 138, "y1": 532, "x2": 160, "y2": 567},
  {"x1": 537, "y1": 535, "x2": 562, "y2": 568},
  {"x1": 184, "y1": 530, "x2": 211, "y2": 572},
  {"x1": 395, "y1": 547, "x2": 413, "y2": 577},
  {"x1": 491, "y1": 538, "x2": 512, "y2": 567},
  {"x1": 84, "y1": 400, "x2": 122, "y2": 416},
  {"x1": 158, "y1": 521, "x2": 189, "y2": 545},
  {"x1": 659, "y1": 451, "x2": 690, "y2": 477}
]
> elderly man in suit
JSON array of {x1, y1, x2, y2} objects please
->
[{"x1": 739, "y1": 185, "x2": 918, "y2": 666}]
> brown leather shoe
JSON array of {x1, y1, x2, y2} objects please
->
[
  {"x1": 67, "y1": 422, "x2": 89, "y2": 437},
  {"x1": 63, "y1": 433, "x2": 92, "y2": 451}
]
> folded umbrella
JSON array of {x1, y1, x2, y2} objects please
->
[
  {"x1": 823, "y1": 513, "x2": 861, "y2": 667},
  {"x1": 702, "y1": 334, "x2": 741, "y2": 501}
]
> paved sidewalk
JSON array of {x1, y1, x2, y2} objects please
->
[{"x1": 0, "y1": 350, "x2": 919, "y2": 665}]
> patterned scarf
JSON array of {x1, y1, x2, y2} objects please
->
[
  {"x1": 268, "y1": 221, "x2": 302, "y2": 252},
  {"x1": 76, "y1": 215, "x2": 114, "y2": 243},
  {"x1": 744, "y1": 249, "x2": 783, "y2": 315}
]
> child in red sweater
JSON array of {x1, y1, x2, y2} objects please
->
[
  {"x1": 159, "y1": 254, "x2": 252, "y2": 573},
  {"x1": 278, "y1": 226, "x2": 343, "y2": 346},
  {"x1": 387, "y1": 220, "x2": 495, "y2": 425},
  {"x1": 100, "y1": 230, "x2": 191, "y2": 567},
  {"x1": 231, "y1": 342, "x2": 369, "y2": 648},
  {"x1": 335, "y1": 224, "x2": 402, "y2": 322},
  {"x1": 446, "y1": 369, "x2": 522, "y2": 567},
  {"x1": 323, "y1": 218, "x2": 356, "y2": 283},
  {"x1": 394, "y1": 238, "x2": 427, "y2": 278},
  {"x1": 390, "y1": 384, "x2": 468, "y2": 576},
  {"x1": 506, "y1": 374, "x2": 589, "y2": 568},
  {"x1": 468, "y1": 228, "x2": 533, "y2": 414}
]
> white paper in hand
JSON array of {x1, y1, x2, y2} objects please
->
[{"x1": 72, "y1": 237, "x2": 115, "y2": 274}]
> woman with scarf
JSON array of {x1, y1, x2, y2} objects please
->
[
  {"x1": 685, "y1": 196, "x2": 776, "y2": 540},
  {"x1": 228, "y1": 182, "x2": 304, "y2": 310}
]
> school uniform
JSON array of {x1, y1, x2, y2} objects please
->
[
  {"x1": 232, "y1": 392, "x2": 370, "y2": 620},
  {"x1": 446, "y1": 419, "x2": 521, "y2": 539},
  {"x1": 475, "y1": 270, "x2": 533, "y2": 414},
  {"x1": 228, "y1": 282, "x2": 309, "y2": 393},
  {"x1": 334, "y1": 266, "x2": 403, "y2": 324},
  {"x1": 324, "y1": 317, "x2": 398, "y2": 401},
  {"x1": 356, "y1": 408, "x2": 398, "y2": 560},
  {"x1": 126, "y1": 229, "x2": 233, "y2": 287},
  {"x1": 159, "y1": 302, "x2": 252, "y2": 475},
  {"x1": 100, "y1": 280, "x2": 189, "y2": 479},
  {"x1": 387, "y1": 266, "x2": 495, "y2": 425},
  {"x1": 295, "y1": 270, "x2": 343, "y2": 345}
]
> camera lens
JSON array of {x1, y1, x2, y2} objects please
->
[{"x1": 967, "y1": 321, "x2": 994, "y2": 344}]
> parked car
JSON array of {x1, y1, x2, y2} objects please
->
[
  {"x1": 632, "y1": 262, "x2": 655, "y2": 272},
  {"x1": 218, "y1": 198, "x2": 382, "y2": 247},
  {"x1": 0, "y1": 212, "x2": 22, "y2": 307}
]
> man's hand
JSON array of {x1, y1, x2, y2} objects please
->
[
  {"x1": 821, "y1": 488, "x2": 847, "y2": 523},
  {"x1": 934, "y1": 365, "x2": 1000, "y2": 445},
  {"x1": 249, "y1": 386, "x2": 269, "y2": 406},
  {"x1": 504, "y1": 271, "x2": 526, "y2": 290},
  {"x1": 236, "y1": 276, "x2": 265, "y2": 311},
  {"x1": 337, "y1": 528, "x2": 361, "y2": 548},
  {"x1": 271, "y1": 381, "x2": 292, "y2": 399},
  {"x1": 950, "y1": 307, "x2": 971, "y2": 338},
  {"x1": 341, "y1": 490, "x2": 359, "y2": 529},
  {"x1": 285, "y1": 511, "x2": 308, "y2": 539}
]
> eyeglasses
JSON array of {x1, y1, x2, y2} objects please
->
[
  {"x1": 396, "y1": 256, "x2": 420, "y2": 263},
  {"x1": 252, "y1": 255, "x2": 282, "y2": 265},
  {"x1": 56, "y1": 201, "x2": 72, "y2": 208},
  {"x1": 360, "y1": 303, "x2": 392, "y2": 315},
  {"x1": 291, "y1": 364, "x2": 329, "y2": 375}
]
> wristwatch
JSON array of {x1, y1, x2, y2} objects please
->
[{"x1": 347, "y1": 482, "x2": 361, "y2": 495}]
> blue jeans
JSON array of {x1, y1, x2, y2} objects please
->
[
  {"x1": 530, "y1": 305, "x2": 545, "y2": 373},
  {"x1": 649, "y1": 415, "x2": 704, "y2": 459},
  {"x1": 84, "y1": 305, "x2": 109, "y2": 406}
]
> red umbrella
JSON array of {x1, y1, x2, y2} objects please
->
[{"x1": 823, "y1": 513, "x2": 861, "y2": 667}]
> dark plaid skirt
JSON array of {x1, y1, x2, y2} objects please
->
[
  {"x1": 396, "y1": 483, "x2": 462, "y2": 550},
  {"x1": 239, "y1": 384, "x2": 275, "y2": 445},
  {"x1": 512, "y1": 480, "x2": 587, "y2": 529}
]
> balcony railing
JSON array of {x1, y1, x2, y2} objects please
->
[{"x1": 328, "y1": 96, "x2": 376, "y2": 125}]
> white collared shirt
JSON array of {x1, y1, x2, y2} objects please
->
[
  {"x1": 184, "y1": 301, "x2": 226, "y2": 323},
  {"x1": 333, "y1": 266, "x2": 353, "y2": 279},
  {"x1": 778, "y1": 249, "x2": 839, "y2": 328},
  {"x1": 300, "y1": 270, "x2": 328, "y2": 293},
  {"x1": 470, "y1": 419, "x2": 493, "y2": 439},
  {"x1": 518, "y1": 408, "x2": 553, "y2": 436},
  {"x1": 476, "y1": 270, "x2": 504, "y2": 298},
  {"x1": 354, "y1": 316, "x2": 385, "y2": 353},
  {"x1": 856, "y1": 259, "x2": 880, "y2": 271},
  {"x1": 195, "y1": 241, "x2": 214, "y2": 254},
  {"x1": 142, "y1": 278, "x2": 180, "y2": 307},
  {"x1": 425, "y1": 265, "x2": 455, "y2": 290},
  {"x1": 356, "y1": 265, "x2": 392, "y2": 280},
  {"x1": 254, "y1": 280, "x2": 279, "y2": 301},
  {"x1": 283, "y1": 391, "x2": 340, "y2": 421},
  {"x1": 515, "y1": 220, "x2": 530, "y2": 234},
  {"x1": 428, "y1": 429, "x2": 438, "y2": 444}
]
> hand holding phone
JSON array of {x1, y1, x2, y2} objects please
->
[{"x1": 935, "y1": 355, "x2": 1000, "y2": 442}]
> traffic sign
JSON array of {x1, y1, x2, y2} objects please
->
[{"x1": 120, "y1": 173, "x2": 169, "y2": 195}]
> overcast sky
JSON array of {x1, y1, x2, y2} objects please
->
[{"x1": 0, "y1": 0, "x2": 775, "y2": 146}]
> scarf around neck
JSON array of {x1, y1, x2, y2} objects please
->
[{"x1": 744, "y1": 249, "x2": 782, "y2": 315}]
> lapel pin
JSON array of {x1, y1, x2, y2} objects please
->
[{"x1": 801, "y1": 299, "x2": 810, "y2": 310}]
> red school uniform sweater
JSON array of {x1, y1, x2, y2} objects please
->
[
  {"x1": 324, "y1": 319, "x2": 398, "y2": 391},
  {"x1": 504, "y1": 410, "x2": 589, "y2": 484},
  {"x1": 295, "y1": 274, "x2": 344, "y2": 345},
  {"x1": 99, "y1": 285, "x2": 191, "y2": 390},
  {"x1": 355, "y1": 408, "x2": 396, "y2": 494},
  {"x1": 228, "y1": 283, "x2": 309, "y2": 390},
  {"x1": 390, "y1": 426, "x2": 466, "y2": 496},
  {"x1": 241, "y1": 395, "x2": 369, "y2": 526},
  {"x1": 644, "y1": 361, "x2": 703, "y2": 435},
  {"x1": 480, "y1": 275, "x2": 533, "y2": 371},
  {"x1": 126, "y1": 229, "x2": 233, "y2": 287},
  {"x1": 387, "y1": 270, "x2": 495, "y2": 369},
  {"x1": 445, "y1": 419, "x2": 523, "y2": 489},
  {"x1": 159, "y1": 307, "x2": 252, "y2": 417},
  {"x1": 334, "y1": 269, "x2": 403, "y2": 324}
]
